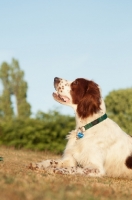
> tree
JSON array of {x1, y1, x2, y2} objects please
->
[
  {"x1": 105, "y1": 88, "x2": 132, "y2": 135},
  {"x1": 10, "y1": 59, "x2": 31, "y2": 117},
  {"x1": 0, "y1": 62, "x2": 13, "y2": 118},
  {"x1": 0, "y1": 59, "x2": 31, "y2": 119}
]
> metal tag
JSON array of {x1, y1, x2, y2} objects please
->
[{"x1": 77, "y1": 132, "x2": 84, "y2": 139}]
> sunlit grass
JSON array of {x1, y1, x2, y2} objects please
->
[{"x1": 0, "y1": 146, "x2": 132, "y2": 200}]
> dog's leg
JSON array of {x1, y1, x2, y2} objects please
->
[
  {"x1": 78, "y1": 167, "x2": 104, "y2": 177},
  {"x1": 72, "y1": 148, "x2": 106, "y2": 177},
  {"x1": 53, "y1": 166, "x2": 77, "y2": 174},
  {"x1": 29, "y1": 156, "x2": 77, "y2": 172},
  {"x1": 29, "y1": 159, "x2": 61, "y2": 170},
  {"x1": 29, "y1": 131, "x2": 77, "y2": 172},
  {"x1": 49, "y1": 166, "x2": 104, "y2": 176}
]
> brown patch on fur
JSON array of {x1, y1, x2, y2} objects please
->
[
  {"x1": 70, "y1": 78, "x2": 101, "y2": 119},
  {"x1": 125, "y1": 155, "x2": 132, "y2": 169}
]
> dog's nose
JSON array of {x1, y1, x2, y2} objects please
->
[{"x1": 54, "y1": 77, "x2": 60, "y2": 82}]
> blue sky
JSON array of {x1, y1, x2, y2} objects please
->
[{"x1": 0, "y1": 0, "x2": 132, "y2": 116}]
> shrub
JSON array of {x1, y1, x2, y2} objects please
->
[{"x1": 0, "y1": 111, "x2": 75, "y2": 153}]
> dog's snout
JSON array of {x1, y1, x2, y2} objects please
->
[
  {"x1": 54, "y1": 77, "x2": 60, "y2": 83},
  {"x1": 54, "y1": 77, "x2": 61, "y2": 89}
]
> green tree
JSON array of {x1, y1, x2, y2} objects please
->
[
  {"x1": 105, "y1": 88, "x2": 132, "y2": 135},
  {"x1": 10, "y1": 58, "x2": 31, "y2": 118},
  {"x1": 0, "y1": 59, "x2": 31, "y2": 119},
  {"x1": 0, "y1": 62, "x2": 13, "y2": 118}
]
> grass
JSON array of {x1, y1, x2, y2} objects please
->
[{"x1": 0, "y1": 147, "x2": 132, "y2": 200}]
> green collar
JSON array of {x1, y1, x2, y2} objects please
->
[{"x1": 77, "y1": 113, "x2": 107, "y2": 139}]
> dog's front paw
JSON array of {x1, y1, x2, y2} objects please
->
[
  {"x1": 28, "y1": 159, "x2": 59, "y2": 171},
  {"x1": 28, "y1": 162, "x2": 40, "y2": 170},
  {"x1": 29, "y1": 160, "x2": 51, "y2": 170},
  {"x1": 83, "y1": 168, "x2": 100, "y2": 176},
  {"x1": 28, "y1": 160, "x2": 49, "y2": 170},
  {"x1": 53, "y1": 167, "x2": 77, "y2": 175}
]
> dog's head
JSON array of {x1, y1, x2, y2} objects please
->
[{"x1": 53, "y1": 77, "x2": 105, "y2": 118}]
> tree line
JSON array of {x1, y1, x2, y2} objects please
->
[{"x1": 0, "y1": 59, "x2": 132, "y2": 153}]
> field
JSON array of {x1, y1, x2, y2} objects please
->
[{"x1": 0, "y1": 147, "x2": 132, "y2": 200}]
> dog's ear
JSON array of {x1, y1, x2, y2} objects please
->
[{"x1": 77, "y1": 81, "x2": 101, "y2": 119}]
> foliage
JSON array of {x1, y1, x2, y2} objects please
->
[
  {"x1": 10, "y1": 59, "x2": 31, "y2": 117},
  {"x1": 0, "y1": 62, "x2": 13, "y2": 118},
  {"x1": 0, "y1": 59, "x2": 31, "y2": 119},
  {"x1": 0, "y1": 111, "x2": 75, "y2": 153},
  {"x1": 105, "y1": 88, "x2": 132, "y2": 135}
]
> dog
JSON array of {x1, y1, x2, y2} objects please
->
[{"x1": 30, "y1": 77, "x2": 132, "y2": 178}]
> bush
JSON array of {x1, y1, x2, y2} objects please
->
[
  {"x1": 0, "y1": 111, "x2": 75, "y2": 154},
  {"x1": 105, "y1": 88, "x2": 132, "y2": 135}
]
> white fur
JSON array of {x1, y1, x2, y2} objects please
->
[{"x1": 32, "y1": 78, "x2": 132, "y2": 178}]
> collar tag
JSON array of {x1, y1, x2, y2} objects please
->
[{"x1": 77, "y1": 132, "x2": 84, "y2": 139}]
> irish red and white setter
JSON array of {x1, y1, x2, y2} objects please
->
[{"x1": 30, "y1": 77, "x2": 132, "y2": 178}]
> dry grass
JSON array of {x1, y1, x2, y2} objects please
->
[{"x1": 0, "y1": 147, "x2": 132, "y2": 200}]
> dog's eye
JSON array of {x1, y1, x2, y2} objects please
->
[{"x1": 73, "y1": 80, "x2": 78, "y2": 85}]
